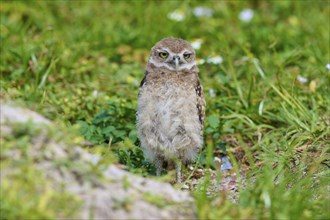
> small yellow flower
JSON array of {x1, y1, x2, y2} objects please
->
[
  {"x1": 309, "y1": 80, "x2": 317, "y2": 93},
  {"x1": 196, "y1": 58, "x2": 205, "y2": 65}
]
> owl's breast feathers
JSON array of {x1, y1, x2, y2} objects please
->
[
  {"x1": 139, "y1": 69, "x2": 205, "y2": 130},
  {"x1": 137, "y1": 68, "x2": 205, "y2": 162}
]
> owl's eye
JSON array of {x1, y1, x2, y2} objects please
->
[
  {"x1": 183, "y1": 53, "x2": 191, "y2": 59},
  {"x1": 159, "y1": 52, "x2": 169, "y2": 59}
]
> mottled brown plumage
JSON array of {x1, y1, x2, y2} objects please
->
[{"x1": 137, "y1": 37, "x2": 205, "y2": 183}]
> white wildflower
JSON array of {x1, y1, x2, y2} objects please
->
[
  {"x1": 297, "y1": 75, "x2": 308, "y2": 84},
  {"x1": 196, "y1": 58, "x2": 205, "y2": 65},
  {"x1": 239, "y1": 9, "x2": 254, "y2": 22},
  {"x1": 133, "y1": 80, "x2": 139, "y2": 86},
  {"x1": 326, "y1": 63, "x2": 330, "y2": 71},
  {"x1": 209, "y1": 89, "x2": 215, "y2": 97},
  {"x1": 92, "y1": 90, "x2": 98, "y2": 97},
  {"x1": 191, "y1": 38, "x2": 203, "y2": 50},
  {"x1": 167, "y1": 10, "x2": 185, "y2": 22},
  {"x1": 214, "y1": 156, "x2": 221, "y2": 163},
  {"x1": 207, "y1": 56, "x2": 223, "y2": 64},
  {"x1": 193, "y1": 7, "x2": 213, "y2": 17}
]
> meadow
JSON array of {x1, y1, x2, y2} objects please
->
[{"x1": 1, "y1": 1, "x2": 329, "y2": 219}]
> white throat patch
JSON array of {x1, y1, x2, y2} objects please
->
[{"x1": 148, "y1": 57, "x2": 196, "y2": 71}]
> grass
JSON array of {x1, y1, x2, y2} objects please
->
[{"x1": 1, "y1": 0, "x2": 329, "y2": 219}]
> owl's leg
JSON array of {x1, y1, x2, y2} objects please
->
[{"x1": 175, "y1": 160, "x2": 182, "y2": 184}]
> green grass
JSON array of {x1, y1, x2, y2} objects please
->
[{"x1": 1, "y1": 1, "x2": 329, "y2": 219}]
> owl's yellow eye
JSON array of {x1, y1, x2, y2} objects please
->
[
  {"x1": 159, "y1": 52, "x2": 169, "y2": 59},
  {"x1": 184, "y1": 53, "x2": 191, "y2": 59}
]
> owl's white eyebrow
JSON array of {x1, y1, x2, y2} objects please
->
[
  {"x1": 181, "y1": 49, "x2": 193, "y2": 55},
  {"x1": 157, "y1": 48, "x2": 170, "y2": 53}
]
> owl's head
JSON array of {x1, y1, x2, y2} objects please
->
[{"x1": 148, "y1": 37, "x2": 196, "y2": 71}]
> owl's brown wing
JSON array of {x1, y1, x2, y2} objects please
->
[
  {"x1": 139, "y1": 71, "x2": 148, "y2": 87},
  {"x1": 195, "y1": 79, "x2": 206, "y2": 129}
]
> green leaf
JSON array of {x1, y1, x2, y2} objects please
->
[
  {"x1": 207, "y1": 115, "x2": 220, "y2": 129},
  {"x1": 102, "y1": 126, "x2": 116, "y2": 136},
  {"x1": 128, "y1": 129, "x2": 137, "y2": 143}
]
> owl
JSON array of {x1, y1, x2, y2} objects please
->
[{"x1": 137, "y1": 37, "x2": 205, "y2": 183}]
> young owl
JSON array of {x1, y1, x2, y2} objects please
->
[{"x1": 137, "y1": 37, "x2": 205, "y2": 183}]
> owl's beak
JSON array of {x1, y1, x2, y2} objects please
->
[{"x1": 174, "y1": 56, "x2": 180, "y2": 70}]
